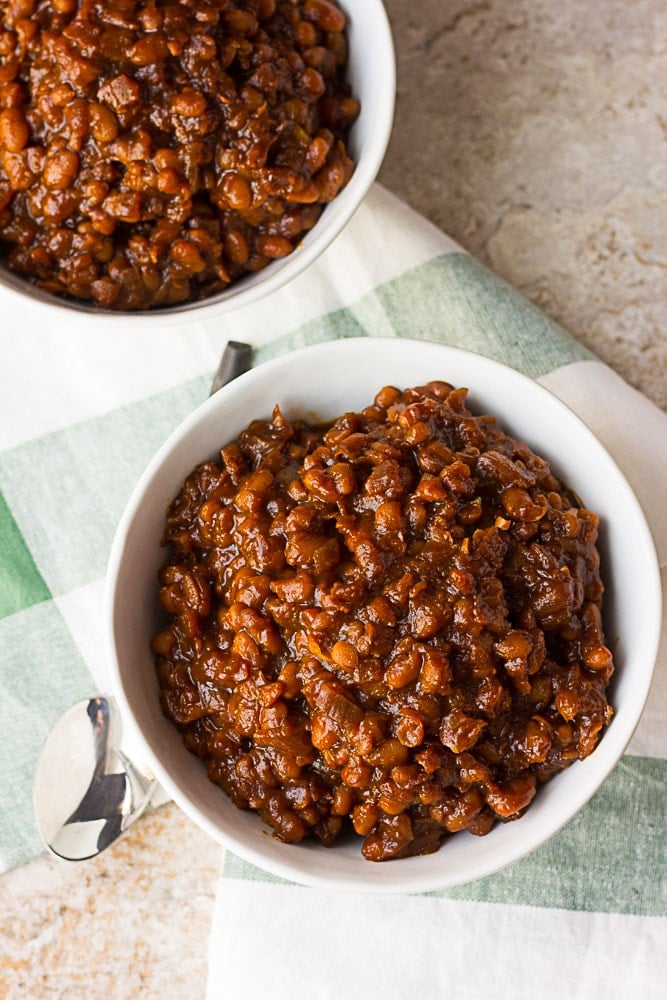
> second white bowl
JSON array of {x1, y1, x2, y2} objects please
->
[{"x1": 105, "y1": 338, "x2": 661, "y2": 893}]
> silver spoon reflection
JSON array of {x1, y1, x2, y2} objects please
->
[
  {"x1": 33, "y1": 341, "x2": 253, "y2": 860},
  {"x1": 34, "y1": 696, "x2": 158, "y2": 861}
]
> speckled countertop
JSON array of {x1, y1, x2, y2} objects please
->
[
  {"x1": 380, "y1": 0, "x2": 667, "y2": 411},
  {"x1": 1, "y1": 2, "x2": 665, "y2": 998}
]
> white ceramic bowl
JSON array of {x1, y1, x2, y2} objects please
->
[
  {"x1": 105, "y1": 338, "x2": 661, "y2": 893},
  {"x1": 0, "y1": 0, "x2": 394, "y2": 324}
]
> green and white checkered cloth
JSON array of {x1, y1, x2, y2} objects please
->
[{"x1": 1, "y1": 185, "x2": 665, "y2": 997}]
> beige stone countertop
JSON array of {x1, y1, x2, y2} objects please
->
[{"x1": 2, "y1": 2, "x2": 665, "y2": 998}]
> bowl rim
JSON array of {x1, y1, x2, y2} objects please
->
[
  {"x1": 104, "y1": 338, "x2": 662, "y2": 893},
  {"x1": 0, "y1": 0, "x2": 396, "y2": 325}
]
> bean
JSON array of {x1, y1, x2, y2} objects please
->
[
  {"x1": 303, "y1": 45, "x2": 337, "y2": 77},
  {"x1": 0, "y1": 58, "x2": 19, "y2": 85},
  {"x1": 304, "y1": 0, "x2": 346, "y2": 33},
  {"x1": 299, "y1": 67, "x2": 325, "y2": 98},
  {"x1": 257, "y1": 233, "x2": 293, "y2": 258},
  {"x1": 331, "y1": 640, "x2": 358, "y2": 672},
  {"x1": 0, "y1": 31, "x2": 16, "y2": 58},
  {"x1": 9, "y1": 0, "x2": 37, "y2": 19},
  {"x1": 485, "y1": 774, "x2": 536, "y2": 818},
  {"x1": 156, "y1": 167, "x2": 182, "y2": 195},
  {"x1": 50, "y1": 84, "x2": 75, "y2": 108},
  {"x1": 395, "y1": 709, "x2": 425, "y2": 748},
  {"x1": 419, "y1": 648, "x2": 451, "y2": 695},
  {"x1": 351, "y1": 803, "x2": 378, "y2": 836},
  {"x1": 225, "y1": 228, "x2": 249, "y2": 265},
  {"x1": 129, "y1": 34, "x2": 170, "y2": 66},
  {"x1": 219, "y1": 171, "x2": 252, "y2": 211},
  {"x1": 367, "y1": 739, "x2": 409, "y2": 769},
  {"x1": 170, "y1": 89, "x2": 207, "y2": 117},
  {"x1": 223, "y1": 8, "x2": 258, "y2": 33},
  {"x1": 2, "y1": 149, "x2": 32, "y2": 188},
  {"x1": 102, "y1": 191, "x2": 142, "y2": 223},
  {"x1": 439, "y1": 710, "x2": 487, "y2": 753},
  {"x1": 0, "y1": 106, "x2": 28, "y2": 151},
  {"x1": 170, "y1": 238, "x2": 206, "y2": 274},
  {"x1": 89, "y1": 102, "x2": 119, "y2": 143},
  {"x1": 501, "y1": 486, "x2": 547, "y2": 522},
  {"x1": 42, "y1": 149, "x2": 79, "y2": 189},
  {"x1": 331, "y1": 785, "x2": 354, "y2": 816},
  {"x1": 295, "y1": 20, "x2": 317, "y2": 47}
]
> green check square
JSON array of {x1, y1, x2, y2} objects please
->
[
  {"x1": 0, "y1": 488, "x2": 51, "y2": 619},
  {"x1": 0, "y1": 375, "x2": 209, "y2": 598},
  {"x1": 0, "y1": 600, "x2": 93, "y2": 870}
]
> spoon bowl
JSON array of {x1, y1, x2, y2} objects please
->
[{"x1": 33, "y1": 696, "x2": 158, "y2": 861}]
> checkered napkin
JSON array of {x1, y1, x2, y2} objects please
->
[{"x1": 1, "y1": 186, "x2": 665, "y2": 997}]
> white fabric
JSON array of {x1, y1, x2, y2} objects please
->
[{"x1": 207, "y1": 881, "x2": 666, "y2": 1000}]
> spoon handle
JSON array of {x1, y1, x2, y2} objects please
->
[{"x1": 210, "y1": 340, "x2": 252, "y2": 396}]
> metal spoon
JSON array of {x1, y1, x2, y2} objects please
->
[
  {"x1": 33, "y1": 696, "x2": 158, "y2": 861},
  {"x1": 33, "y1": 340, "x2": 253, "y2": 861}
]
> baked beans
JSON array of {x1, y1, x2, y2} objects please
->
[
  {"x1": 0, "y1": 0, "x2": 358, "y2": 309},
  {"x1": 152, "y1": 382, "x2": 614, "y2": 861}
]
